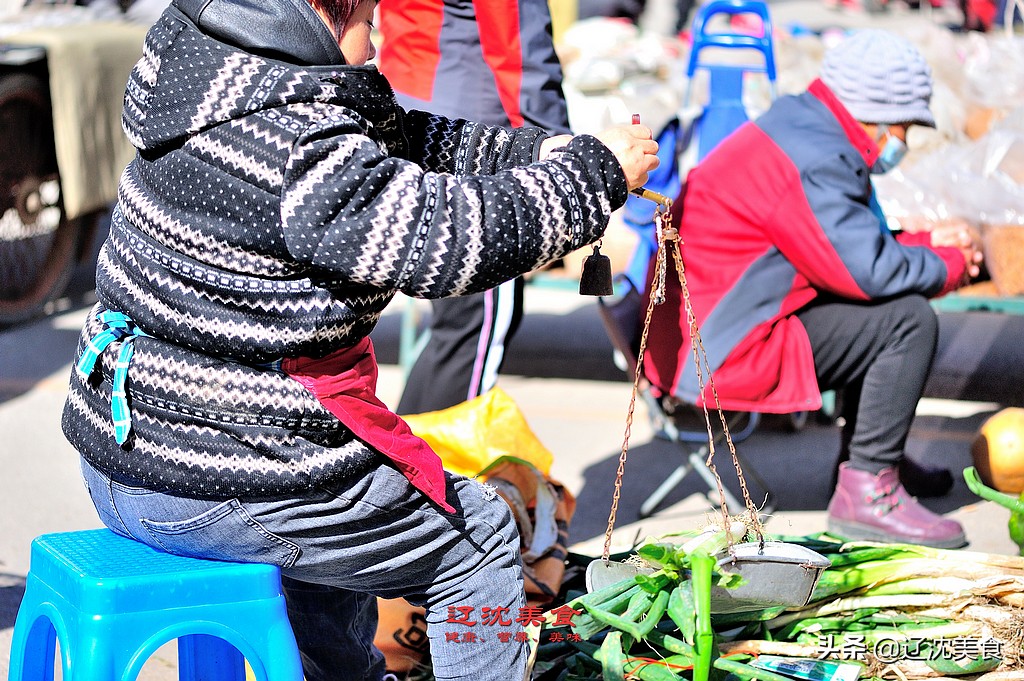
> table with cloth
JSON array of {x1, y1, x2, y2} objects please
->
[{"x1": 2, "y1": 9, "x2": 147, "y2": 221}]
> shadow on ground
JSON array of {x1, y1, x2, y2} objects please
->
[
  {"x1": 0, "y1": 575, "x2": 26, "y2": 630},
  {"x1": 0, "y1": 315, "x2": 92, "y2": 406},
  {"x1": 0, "y1": 214, "x2": 106, "y2": 406},
  {"x1": 567, "y1": 403, "x2": 1008, "y2": 545},
  {"x1": 372, "y1": 293, "x2": 1024, "y2": 548}
]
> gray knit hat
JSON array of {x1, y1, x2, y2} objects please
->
[{"x1": 820, "y1": 30, "x2": 935, "y2": 128}]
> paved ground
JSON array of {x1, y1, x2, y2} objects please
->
[{"x1": 2, "y1": 1, "x2": 1021, "y2": 677}]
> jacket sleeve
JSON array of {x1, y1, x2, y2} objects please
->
[
  {"x1": 399, "y1": 109, "x2": 550, "y2": 174},
  {"x1": 378, "y1": 0, "x2": 570, "y2": 136},
  {"x1": 894, "y1": 230, "x2": 967, "y2": 296},
  {"x1": 476, "y1": 0, "x2": 572, "y2": 135},
  {"x1": 280, "y1": 118, "x2": 627, "y2": 298},
  {"x1": 771, "y1": 152, "x2": 953, "y2": 300}
]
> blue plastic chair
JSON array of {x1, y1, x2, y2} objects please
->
[
  {"x1": 621, "y1": 0, "x2": 777, "y2": 292},
  {"x1": 685, "y1": 0, "x2": 777, "y2": 157},
  {"x1": 8, "y1": 529, "x2": 304, "y2": 681}
]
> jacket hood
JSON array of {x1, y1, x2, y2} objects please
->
[
  {"x1": 124, "y1": 5, "x2": 405, "y2": 153},
  {"x1": 171, "y1": 0, "x2": 345, "y2": 65}
]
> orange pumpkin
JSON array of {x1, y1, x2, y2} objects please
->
[{"x1": 971, "y1": 407, "x2": 1024, "y2": 495}]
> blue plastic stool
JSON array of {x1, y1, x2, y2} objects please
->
[{"x1": 8, "y1": 528, "x2": 304, "y2": 681}]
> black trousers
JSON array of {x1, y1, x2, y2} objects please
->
[
  {"x1": 397, "y1": 278, "x2": 525, "y2": 416},
  {"x1": 795, "y1": 294, "x2": 939, "y2": 473}
]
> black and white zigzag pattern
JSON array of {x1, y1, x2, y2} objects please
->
[
  {"x1": 65, "y1": 8, "x2": 628, "y2": 500},
  {"x1": 63, "y1": 304, "x2": 376, "y2": 499}
]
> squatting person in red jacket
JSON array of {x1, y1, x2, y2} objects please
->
[{"x1": 643, "y1": 29, "x2": 983, "y2": 549}]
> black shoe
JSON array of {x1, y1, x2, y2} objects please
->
[{"x1": 899, "y1": 457, "x2": 954, "y2": 498}]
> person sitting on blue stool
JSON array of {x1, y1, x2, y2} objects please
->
[{"x1": 60, "y1": 1, "x2": 660, "y2": 680}]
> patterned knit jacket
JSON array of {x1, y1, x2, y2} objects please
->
[{"x1": 62, "y1": 1, "x2": 628, "y2": 500}]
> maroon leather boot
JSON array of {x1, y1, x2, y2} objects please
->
[{"x1": 827, "y1": 463, "x2": 967, "y2": 549}]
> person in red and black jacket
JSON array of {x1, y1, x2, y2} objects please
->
[
  {"x1": 643, "y1": 30, "x2": 983, "y2": 550},
  {"x1": 378, "y1": 0, "x2": 572, "y2": 417}
]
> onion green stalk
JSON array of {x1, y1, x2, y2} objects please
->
[
  {"x1": 621, "y1": 658, "x2": 682, "y2": 680},
  {"x1": 834, "y1": 537, "x2": 1024, "y2": 573},
  {"x1": 645, "y1": 629, "x2": 695, "y2": 658},
  {"x1": 597, "y1": 631, "x2": 628, "y2": 681},
  {"x1": 713, "y1": 656, "x2": 805, "y2": 681},
  {"x1": 690, "y1": 551, "x2": 715, "y2": 681},
  {"x1": 538, "y1": 528, "x2": 1023, "y2": 680},
  {"x1": 667, "y1": 584, "x2": 696, "y2": 645}
]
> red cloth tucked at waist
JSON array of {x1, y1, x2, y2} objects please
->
[{"x1": 282, "y1": 338, "x2": 454, "y2": 513}]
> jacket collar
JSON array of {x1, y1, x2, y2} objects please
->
[
  {"x1": 171, "y1": 0, "x2": 345, "y2": 66},
  {"x1": 808, "y1": 78, "x2": 880, "y2": 168}
]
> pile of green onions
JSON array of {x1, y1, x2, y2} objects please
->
[{"x1": 537, "y1": 531, "x2": 1023, "y2": 680}]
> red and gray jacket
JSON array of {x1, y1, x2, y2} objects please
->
[
  {"x1": 377, "y1": 0, "x2": 571, "y2": 134},
  {"x1": 643, "y1": 79, "x2": 965, "y2": 414}
]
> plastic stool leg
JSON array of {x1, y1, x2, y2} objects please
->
[
  {"x1": 8, "y1": 613, "x2": 58, "y2": 681},
  {"x1": 178, "y1": 634, "x2": 246, "y2": 681},
  {"x1": 246, "y1": 625, "x2": 305, "y2": 681},
  {"x1": 65, "y1": 632, "x2": 117, "y2": 681},
  {"x1": 256, "y1": 647, "x2": 304, "y2": 681}
]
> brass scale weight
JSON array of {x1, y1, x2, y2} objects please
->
[{"x1": 579, "y1": 171, "x2": 831, "y2": 612}]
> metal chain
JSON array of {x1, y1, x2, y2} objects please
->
[
  {"x1": 600, "y1": 198, "x2": 766, "y2": 562},
  {"x1": 667, "y1": 229, "x2": 766, "y2": 544},
  {"x1": 600, "y1": 202, "x2": 669, "y2": 562}
]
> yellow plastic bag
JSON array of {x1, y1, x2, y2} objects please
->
[{"x1": 403, "y1": 387, "x2": 553, "y2": 477}]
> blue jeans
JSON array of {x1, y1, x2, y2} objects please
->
[{"x1": 81, "y1": 458, "x2": 528, "y2": 681}]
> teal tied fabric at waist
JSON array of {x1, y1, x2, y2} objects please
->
[{"x1": 76, "y1": 309, "x2": 151, "y2": 444}]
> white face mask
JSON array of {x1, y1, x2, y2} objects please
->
[{"x1": 871, "y1": 126, "x2": 908, "y2": 174}]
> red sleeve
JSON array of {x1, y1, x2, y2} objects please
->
[
  {"x1": 377, "y1": 0, "x2": 444, "y2": 101},
  {"x1": 894, "y1": 231, "x2": 931, "y2": 247},
  {"x1": 896, "y1": 232, "x2": 965, "y2": 297},
  {"x1": 473, "y1": 0, "x2": 525, "y2": 127}
]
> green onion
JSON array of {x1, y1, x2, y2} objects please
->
[
  {"x1": 597, "y1": 631, "x2": 628, "y2": 681},
  {"x1": 713, "y1": 656, "x2": 797, "y2": 681},
  {"x1": 691, "y1": 551, "x2": 715, "y2": 681}
]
